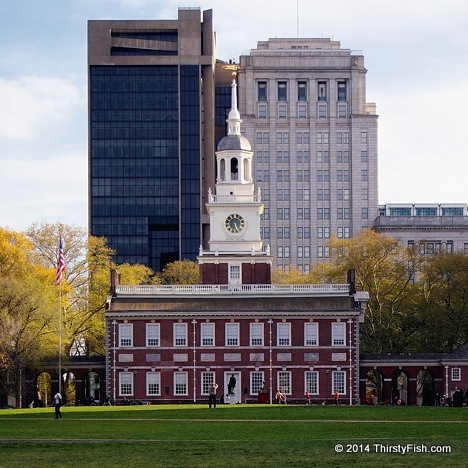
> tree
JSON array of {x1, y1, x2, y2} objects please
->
[
  {"x1": 311, "y1": 230, "x2": 423, "y2": 353},
  {"x1": 160, "y1": 260, "x2": 199, "y2": 284},
  {"x1": 418, "y1": 252, "x2": 468, "y2": 352},
  {"x1": 0, "y1": 228, "x2": 57, "y2": 407},
  {"x1": 116, "y1": 263, "x2": 159, "y2": 285},
  {"x1": 26, "y1": 222, "x2": 115, "y2": 356}
]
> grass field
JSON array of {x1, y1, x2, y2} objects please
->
[{"x1": 0, "y1": 404, "x2": 466, "y2": 467}]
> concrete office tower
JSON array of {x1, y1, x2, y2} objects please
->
[
  {"x1": 237, "y1": 38, "x2": 378, "y2": 272},
  {"x1": 88, "y1": 8, "x2": 216, "y2": 271}
]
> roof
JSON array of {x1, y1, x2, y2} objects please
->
[{"x1": 217, "y1": 134, "x2": 251, "y2": 151}]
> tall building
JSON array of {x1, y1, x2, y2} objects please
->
[
  {"x1": 237, "y1": 38, "x2": 378, "y2": 272},
  {"x1": 88, "y1": 8, "x2": 217, "y2": 271}
]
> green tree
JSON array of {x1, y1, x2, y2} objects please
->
[
  {"x1": 312, "y1": 230, "x2": 423, "y2": 353},
  {"x1": 116, "y1": 263, "x2": 159, "y2": 285},
  {"x1": 418, "y1": 252, "x2": 468, "y2": 352}
]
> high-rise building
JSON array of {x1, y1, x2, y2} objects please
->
[
  {"x1": 88, "y1": 8, "x2": 217, "y2": 271},
  {"x1": 237, "y1": 38, "x2": 378, "y2": 272}
]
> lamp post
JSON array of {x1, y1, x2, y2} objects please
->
[
  {"x1": 326, "y1": 369, "x2": 330, "y2": 404},
  {"x1": 268, "y1": 319, "x2": 273, "y2": 404}
]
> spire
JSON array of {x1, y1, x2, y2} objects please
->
[{"x1": 227, "y1": 79, "x2": 241, "y2": 135}]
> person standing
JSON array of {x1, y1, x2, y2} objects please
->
[
  {"x1": 334, "y1": 391, "x2": 339, "y2": 405},
  {"x1": 53, "y1": 392, "x2": 63, "y2": 419},
  {"x1": 208, "y1": 382, "x2": 218, "y2": 408}
]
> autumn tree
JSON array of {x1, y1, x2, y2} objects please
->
[
  {"x1": 0, "y1": 228, "x2": 57, "y2": 407},
  {"x1": 160, "y1": 260, "x2": 199, "y2": 284}
]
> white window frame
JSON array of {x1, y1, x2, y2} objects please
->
[
  {"x1": 119, "y1": 372, "x2": 133, "y2": 396},
  {"x1": 173, "y1": 323, "x2": 187, "y2": 347},
  {"x1": 146, "y1": 323, "x2": 160, "y2": 347},
  {"x1": 305, "y1": 371, "x2": 319, "y2": 395},
  {"x1": 277, "y1": 322, "x2": 291, "y2": 346},
  {"x1": 225, "y1": 322, "x2": 240, "y2": 346},
  {"x1": 304, "y1": 322, "x2": 318, "y2": 346},
  {"x1": 250, "y1": 322, "x2": 264, "y2": 347},
  {"x1": 332, "y1": 371, "x2": 346, "y2": 394},
  {"x1": 451, "y1": 368, "x2": 461, "y2": 381},
  {"x1": 277, "y1": 371, "x2": 291, "y2": 394},
  {"x1": 201, "y1": 322, "x2": 215, "y2": 347},
  {"x1": 250, "y1": 371, "x2": 265, "y2": 395},
  {"x1": 332, "y1": 322, "x2": 346, "y2": 346},
  {"x1": 119, "y1": 323, "x2": 133, "y2": 347},
  {"x1": 201, "y1": 371, "x2": 215, "y2": 395},
  {"x1": 146, "y1": 372, "x2": 161, "y2": 396},
  {"x1": 174, "y1": 371, "x2": 188, "y2": 396}
]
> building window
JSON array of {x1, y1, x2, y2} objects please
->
[
  {"x1": 146, "y1": 323, "x2": 160, "y2": 347},
  {"x1": 305, "y1": 371, "x2": 319, "y2": 395},
  {"x1": 226, "y1": 322, "x2": 239, "y2": 346},
  {"x1": 361, "y1": 208, "x2": 369, "y2": 220},
  {"x1": 318, "y1": 104, "x2": 327, "y2": 118},
  {"x1": 119, "y1": 323, "x2": 133, "y2": 347},
  {"x1": 278, "y1": 104, "x2": 287, "y2": 119},
  {"x1": 451, "y1": 368, "x2": 461, "y2": 381},
  {"x1": 173, "y1": 323, "x2": 187, "y2": 347},
  {"x1": 361, "y1": 170, "x2": 368, "y2": 181},
  {"x1": 250, "y1": 322, "x2": 264, "y2": 346},
  {"x1": 337, "y1": 82, "x2": 347, "y2": 101},
  {"x1": 304, "y1": 322, "x2": 318, "y2": 346},
  {"x1": 317, "y1": 81, "x2": 327, "y2": 101},
  {"x1": 298, "y1": 104, "x2": 307, "y2": 118},
  {"x1": 278, "y1": 371, "x2": 291, "y2": 394},
  {"x1": 332, "y1": 322, "x2": 346, "y2": 346},
  {"x1": 338, "y1": 104, "x2": 347, "y2": 118},
  {"x1": 229, "y1": 265, "x2": 241, "y2": 282},
  {"x1": 277, "y1": 322, "x2": 291, "y2": 346},
  {"x1": 146, "y1": 372, "x2": 161, "y2": 396},
  {"x1": 251, "y1": 371, "x2": 265, "y2": 395},
  {"x1": 201, "y1": 371, "x2": 215, "y2": 395},
  {"x1": 201, "y1": 322, "x2": 215, "y2": 346},
  {"x1": 298, "y1": 81, "x2": 307, "y2": 101},
  {"x1": 278, "y1": 81, "x2": 287, "y2": 101},
  {"x1": 361, "y1": 188, "x2": 368, "y2": 200},
  {"x1": 258, "y1": 81, "x2": 267, "y2": 101},
  {"x1": 361, "y1": 132, "x2": 368, "y2": 144},
  {"x1": 361, "y1": 151, "x2": 368, "y2": 162},
  {"x1": 174, "y1": 372, "x2": 188, "y2": 396},
  {"x1": 332, "y1": 371, "x2": 346, "y2": 394},
  {"x1": 119, "y1": 372, "x2": 133, "y2": 396},
  {"x1": 258, "y1": 104, "x2": 267, "y2": 119}
]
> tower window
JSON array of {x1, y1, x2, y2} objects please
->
[
  {"x1": 278, "y1": 82, "x2": 287, "y2": 101},
  {"x1": 317, "y1": 82, "x2": 327, "y2": 101},
  {"x1": 298, "y1": 82, "x2": 307, "y2": 101},
  {"x1": 337, "y1": 82, "x2": 347, "y2": 101},
  {"x1": 258, "y1": 82, "x2": 267, "y2": 101}
]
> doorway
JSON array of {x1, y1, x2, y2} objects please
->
[{"x1": 224, "y1": 371, "x2": 241, "y2": 404}]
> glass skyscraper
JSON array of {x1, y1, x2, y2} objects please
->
[{"x1": 88, "y1": 9, "x2": 217, "y2": 271}]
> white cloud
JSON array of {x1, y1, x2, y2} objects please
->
[{"x1": 0, "y1": 76, "x2": 82, "y2": 140}]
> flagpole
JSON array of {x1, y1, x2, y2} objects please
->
[
  {"x1": 58, "y1": 285, "x2": 62, "y2": 396},
  {"x1": 56, "y1": 233, "x2": 66, "y2": 397}
]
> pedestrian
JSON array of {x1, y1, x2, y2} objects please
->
[
  {"x1": 305, "y1": 391, "x2": 311, "y2": 405},
  {"x1": 208, "y1": 382, "x2": 218, "y2": 408},
  {"x1": 53, "y1": 392, "x2": 63, "y2": 419},
  {"x1": 334, "y1": 391, "x2": 339, "y2": 405}
]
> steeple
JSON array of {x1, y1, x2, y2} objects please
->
[{"x1": 227, "y1": 79, "x2": 241, "y2": 135}]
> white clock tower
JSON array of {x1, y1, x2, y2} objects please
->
[{"x1": 198, "y1": 80, "x2": 272, "y2": 285}]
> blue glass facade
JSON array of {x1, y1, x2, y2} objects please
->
[{"x1": 90, "y1": 65, "x2": 201, "y2": 271}]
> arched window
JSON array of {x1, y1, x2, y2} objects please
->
[
  {"x1": 391, "y1": 370, "x2": 408, "y2": 405},
  {"x1": 230, "y1": 158, "x2": 238, "y2": 180},
  {"x1": 365, "y1": 369, "x2": 383, "y2": 404}
]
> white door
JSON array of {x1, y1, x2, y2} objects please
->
[{"x1": 224, "y1": 371, "x2": 241, "y2": 404}]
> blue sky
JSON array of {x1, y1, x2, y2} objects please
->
[{"x1": 1, "y1": 0, "x2": 467, "y2": 231}]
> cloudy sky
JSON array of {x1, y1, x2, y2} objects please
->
[{"x1": 1, "y1": 0, "x2": 467, "y2": 231}]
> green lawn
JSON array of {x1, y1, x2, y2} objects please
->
[{"x1": 0, "y1": 405, "x2": 466, "y2": 467}]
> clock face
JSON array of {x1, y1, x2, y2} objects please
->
[{"x1": 225, "y1": 214, "x2": 245, "y2": 233}]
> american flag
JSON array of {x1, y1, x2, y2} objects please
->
[{"x1": 55, "y1": 236, "x2": 66, "y2": 286}]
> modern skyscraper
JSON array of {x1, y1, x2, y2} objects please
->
[
  {"x1": 88, "y1": 8, "x2": 217, "y2": 271},
  {"x1": 237, "y1": 38, "x2": 378, "y2": 272}
]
